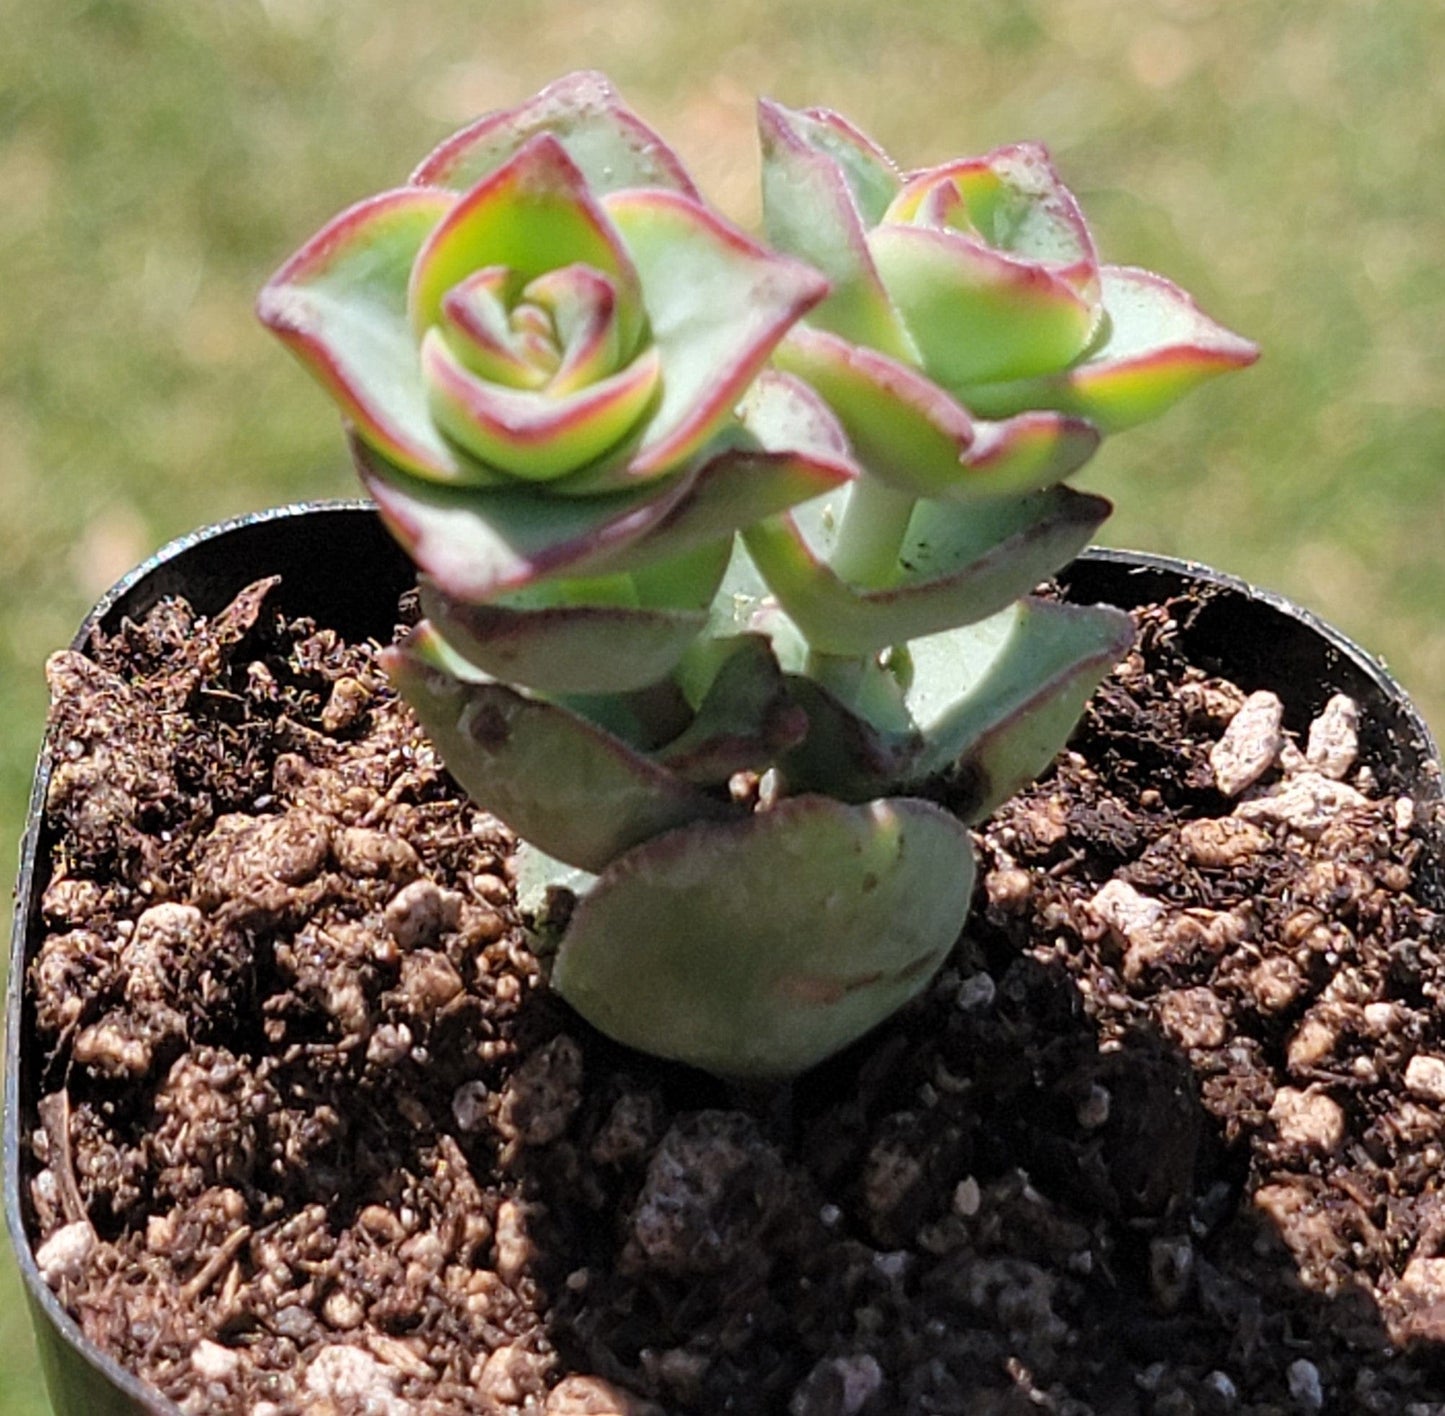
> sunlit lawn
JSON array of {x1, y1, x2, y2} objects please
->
[{"x1": 3, "y1": 0, "x2": 1441, "y2": 1405}]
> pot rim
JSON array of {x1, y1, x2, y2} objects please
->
[{"x1": 4, "y1": 502, "x2": 1438, "y2": 1411}]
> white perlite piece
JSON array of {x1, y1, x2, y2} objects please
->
[
  {"x1": 1405, "y1": 1054, "x2": 1445, "y2": 1104},
  {"x1": 1268, "y1": 1087, "x2": 1346, "y2": 1153},
  {"x1": 384, "y1": 879, "x2": 463, "y2": 950},
  {"x1": 1201, "y1": 1371, "x2": 1238, "y2": 1405},
  {"x1": 304, "y1": 1345, "x2": 412, "y2": 1416},
  {"x1": 952, "y1": 1176, "x2": 982, "y2": 1217},
  {"x1": 1211, "y1": 690, "x2": 1285, "y2": 797},
  {"x1": 1088, "y1": 879, "x2": 1168, "y2": 947},
  {"x1": 494, "y1": 1199, "x2": 534, "y2": 1285},
  {"x1": 1234, "y1": 772, "x2": 1368, "y2": 840},
  {"x1": 1087, "y1": 881, "x2": 1250, "y2": 983},
  {"x1": 1305, "y1": 694, "x2": 1359, "y2": 780},
  {"x1": 547, "y1": 1375, "x2": 658, "y2": 1414},
  {"x1": 35, "y1": 1219, "x2": 95, "y2": 1286},
  {"x1": 191, "y1": 1340, "x2": 240, "y2": 1382}
]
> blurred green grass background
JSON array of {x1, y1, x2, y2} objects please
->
[{"x1": 2, "y1": 0, "x2": 1441, "y2": 1404}]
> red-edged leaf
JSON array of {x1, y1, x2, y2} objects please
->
[
  {"x1": 385, "y1": 626, "x2": 733, "y2": 873},
  {"x1": 408, "y1": 134, "x2": 643, "y2": 354},
  {"x1": 869, "y1": 223, "x2": 1098, "y2": 390},
  {"x1": 964, "y1": 266, "x2": 1261, "y2": 429},
  {"x1": 411, "y1": 70, "x2": 700, "y2": 199},
  {"x1": 758, "y1": 99, "x2": 916, "y2": 360},
  {"x1": 422, "y1": 331, "x2": 661, "y2": 482},
  {"x1": 771, "y1": 103, "x2": 901, "y2": 224},
  {"x1": 257, "y1": 187, "x2": 464, "y2": 480},
  {"x1": 552, "y1": 795, "x2": 973, "y2": 1079},
  {"x1": 438, "y1": 267, "x2": 551, "y2": 389},
  {"x1": 524, "y1": 263, "x2": 625, "y2": 394},
  {"x1": 353, "y1": 433, "x2": 696, "y2": 600},
  {"x1": 418, "y1": 540, "x2": 727, "y2": 695},
  {"x1": 744, "y1": 484, "x2": 1110, "y2": 655},
  {"x1": 952, "y1": 409, "x2": 1100, "y2": 499},
  {"x1": 775, "y1": 325, "x2": 977, "y2": 496},
  {"x1": 889, "y1": 143, "x2": 1099, "y2": 303},
  {"x1": 907, "y1": 598, "x2": 1134, "y2": 816},
  {"x1": 603, "y1": 189, "x2": 830, "y2": 477}
]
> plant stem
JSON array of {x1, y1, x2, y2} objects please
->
[
  {"x1": 800, "y1": 477, "x2": 918, "y2": 707},
  {"x1": 828, "y1": 476, "x2": 917, "y2": 589},
  {"x1": 802, "y1": 647, "x2": 871, "y2": 704}
]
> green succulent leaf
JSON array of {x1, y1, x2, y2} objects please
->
[
  {"x1": 963, "y1": 265, "x2": 1261, "y2": 429},
  {"x1": 551, "y1": 795, "x2": 974, "y2": 1078},
  {"x1": 734, "y1": 367, "x2": 856, "y2": 473},
  {"x1": 355, "y1": 434, "x2": 697, "y2": 600},
  {"x1": 525, "y1": 263, "x2": 628, "y2": 394},
  {"x1": 868, "y1": 223, "x2": 1098, "y2": 390},
  {"x1": 408, "y1": 134, "x2": 644, "y2": 349},
  {"x1": 956, "y1": 411, "x2": 1101, "y2": 500},
  {"x1": 776, "y1": 327, "x2": 1098, "y2": 498},
  {"x1": 256, "y1": 187, "x2": 468, "y2": 482},
  {"x1": 884, "y1": 144, "x2": 1100, "y2": 304},
  {"x1": 775, "y1": 600, "x2": 1131, "y2": 806},
  {"x1": 436, "y1": 266, "x2": 556, "y2": 391},
  {"x1": 778, "y1": 676, "x2": 921, "y2": 801},
  {"x1": 766, "y1": 104, "x2": 901, "y2": 225},
  {"x1": 512, "y1": 841, "x2": 599, "y2": 951},
  {"x1": 758, "y1": 99, "x2": 916, "y2": 361},
  {"x1": 907, "y1": 597, "x2": 1134, "y2": 818},
  {"x1": 358, "y1": 416, "x2": 852, "y2": 602},
  {"x1": 774, "y1": 326, "x2": 972, "y2": 494},
  {"x1": 602, "y1": 189, "x2": 830, "y2": 476},
  {"x1": 418, "y1": 539, "x2": 729, "y2": 695},
  {"x1": 422, "y1": 330, "x2": 661, "y2": 482},
  {"x1": 670, "y1": 541, "x2": 810, "y2": 711},
  {"x1": 743, "y1": 483, "x2": 1111, "y2": 655},
  {"x1": 385, "y1": 625, "x2": 735, "y2": 872},
  {"x1": 652, "y1": 635, "x2": 808, "y2": 784},
  {"x1": 572, "y1": 376, "x2": 857, "y2": 568},
  {"x1": 412, "y1": 70, "x2": 702, "y2": 200}
]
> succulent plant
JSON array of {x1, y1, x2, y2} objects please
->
[{"x1": 261, "y1": 73, "x2": 1257, "y2": 1080}]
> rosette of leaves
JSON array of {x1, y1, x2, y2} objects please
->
[
  {"x1": 259, "y1": 75, "x2": 1256, "y2": 1080},
  {"x1": 749, "y1": 100, "x2": 1259, "y2": 661}
]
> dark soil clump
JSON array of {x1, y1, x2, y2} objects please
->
[{"x1": 21, "y1": 579, "x2": 1445, "y2": 1414}]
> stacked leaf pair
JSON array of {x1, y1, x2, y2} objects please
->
[{"x1": 259, "y1": 72, "x2": 1256, "y2": 1078}]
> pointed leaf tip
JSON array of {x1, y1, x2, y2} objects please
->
[
  {"x1": 412, "y1": 70, "x2": 700, "y2": 199},
  {"x1": 964, "y1": 265, "x2": 1259, "y2": 429},
  {"x1": 257, "y1": 186, "x2": 463, "y2": 481},
  {"x1": 603, "y1": 189, "x2": 831, "y2": 476}
]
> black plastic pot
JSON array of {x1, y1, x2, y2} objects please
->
[
  {"x1": 4, "y1": 502, "x2": 413, "y2": 1416},
  {"x1": 5, "y1": 503, "x2": 1441, "y2": 1414}
]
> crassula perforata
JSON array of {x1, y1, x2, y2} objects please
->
[{"x1": 259, "y1": 72, "x2": 1257, "y2": 1079}]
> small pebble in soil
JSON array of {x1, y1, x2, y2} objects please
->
[
  {"x1": 1404, "y1": 1053, "x2": 1445, "y2": 1103},
  {"x1": 1306, "y1": 693, "x2": 1360, "y2": 779},
  {"x1": 1287, "y1": 1357, "x2": 1325, "y2": 1412},
  {"x1": 1236, "y1": 771, "x2": 1369, "y2": 839},
  {"x1": 1210, "y1": 689, "x2": 1284, "y2": 796},
  {"x1": 35, "y1": 1219, "x2": 96, "y2": 1286},
  {"x1": 1268, "y1": 1086, "x2": 1346, "y2": 1154}
]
